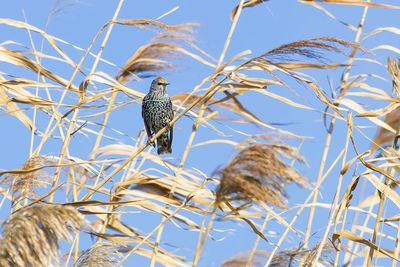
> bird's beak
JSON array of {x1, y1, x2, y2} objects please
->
[{"x1": 165, "y1": 82, "x2": 170, "y2": 85}]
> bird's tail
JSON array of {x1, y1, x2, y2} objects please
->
[{"x1": 157, "y1": 132, "x2": 172, "y2": 154}]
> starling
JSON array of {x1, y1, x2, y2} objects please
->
[{"x1": 142, "y1": 77, "x2": 174, "y2": 154}]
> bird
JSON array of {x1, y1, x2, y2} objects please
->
[{"x1": 142, "y1": 77, "x2": 174, "y2": 154}]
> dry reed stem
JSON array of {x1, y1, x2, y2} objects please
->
[
  {"x1": 264, "y1": 148, "x2": 345, "y2": 266},
  {"x1": 246, "y1": 214, "x2": 270, "y2": 267},
  {"x1": 23, "y1": 13, "x2": 41, "y2": 158},
  {"x1": 32, "y1": 21, "x2": 107, "y2": 156},
  {"x1": 116, "y1": 189, "x2": 200, "y2": 266},
  {"x1": 311, "y1": 113, "x2": 352, "y2": 263},
  {"x1": 192, "y1": 2, "x2": 245, "y2": 264},
  {"x1": 49, "y1": 0, "x2": 125, "y2": 202},
  {"x1": 150, "y1": 106, "x2": 207, "y2": 267},
  {"x1": 303, "y1": 2, "x2": 369, "y2": 248},
  {"x1": 247, "y1": 141, "x2": 306, "y2": 266},
  {"x1": 366, "y1": 51, "x2": 399, "y2": 267}
]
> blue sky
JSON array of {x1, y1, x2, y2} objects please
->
[{"x1": 1, "y1": 0, "x2": 400, "y2": 266}]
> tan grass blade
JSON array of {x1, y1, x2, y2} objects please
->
[
  {"x1": 230, "y1": 0, "x2": 268, "y2": 19},
  {"x1": 363, "y1": 173, "x2": 400, "y2": 208},
  {"x1": 299, "y1": 0, "x2": 400, "y2": 9},
  {"x1": 0, "y1": 18, "x2": 79, "y2": 69},
  {"x1": 332, "y1": 230, "x2": 399, "y2": 262},
  {"x1": 365, "y1": 27, "x2": 400, "y2": 39},
  {"x1": 0, "y1": 85, "x2": 33, "y2": 129},
  {"x1": 337, "y1": 98, "x2": 395, "y2": 133},
  {"x1": 112, "y1": 19, "x2": 197, "y2": 32},
  {"x1": 0, "y1": 46, "x2": 79, "y2": 91}
]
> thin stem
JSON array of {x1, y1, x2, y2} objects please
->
[
  {"x1": 193, "y1": 204, "x2": 218, "y2": 267},
  {"x1": 303, "y1": 2, "x2": 369, "y2": 248},
  {"x1": 312, "y1": 113, "x2": 352, "y2": 264},
  {"x1": 149, "y1": 106, "x2": 206, "y2": 267},
  {"x1": 264, "y1": 148, "x2": 345, "y2": 266},
  {"x1": 155, "y1": 0, "x2": 244, "y2": 259},
  {"x1": 246, "y1": 214, "x2": 270, "y2": 267},
  {"x1": 49, "y1": 0, "x2": 125, "y2": 201}
]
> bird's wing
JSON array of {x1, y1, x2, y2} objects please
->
[
  {"x1": 168, "y1": 97, "x2": 174, "y2": 148},
  {"x1": 142, "y1": 99, "x2": 153, "y2": 139}
]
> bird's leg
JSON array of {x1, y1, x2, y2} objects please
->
[{"x1": 147, "y1": 137, "x2": 155, "y2": 147}]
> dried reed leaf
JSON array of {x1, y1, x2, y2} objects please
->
[
  {"x1": 371, "y1": 45, "x2": 400, "y2": 55},
  {"x1": 366, "y1": 27, "x2": 400, "y2": 38},
  {"x1": 363, "y1": 173, "x2": 400, "y2": 208},
  {"x1": 300, "y1": 0, "x2": 400, "y2": 9},
  {"x1": 173, "y1": 92, "x2": 273, "y2": 128},
  {"x1": 277, "y1": 62, "x2": 347, "y2": 70},
  {"x1": 0, "y1": 204, "x2": 84, "y2": 267},
  {"x1": 382, "y1": 147, "x2": 400, "y2": 176},
  {"x1": 229, "y1": 72, "x2": 275, "y2": 88},
  {"x1": 223, "y1": 78, "x2": 314, "y2": 111},
  {"x1": 90, "y1": 71, "x2": 144, "y2": 98},
  {"x1": 0, "y1": 46, "x2": 78, "y2": 92},
  {"x1": 216, "y1": 137, "x2": 308, "y2": 208},
  {"x1": 113, "y1": 19, "x2": 196, "y2": 32},
  {"x1": 0, "y1": 18, "x2": 78, "y2": 69},
  {"x1": 371, "y1": 106, "x2": 400, "y2": 153},
  {"x1": 359, "y1": 193, "x2": 380, "y2": 209},
  {"x1": 117, "y1": 177, "x2": 207, "y2": 213},
  {"x1": 336, "y1": 175, "x2": 360, "y2": 219},
  {"x1": 0, "y1": 85, "x2": 32, "y2": 129},
  {"x1": 0, "y1": 79, "x2": 55, "y2": 106},
  {"x1": 338, "y1": 97, "x2": 395, "y2": 134},
  {"x1": 231, "y1": 0, "x2": 269, "y2": 20},
  {"x1": 332, "y1": 230, "x2": 399, "y2": 262},
  {"x1": 357, "y1": 102, "x2": 400, "y2": 118},
  {"x1": 301, "y1": 1, "x2": 357, "y2": 31}
]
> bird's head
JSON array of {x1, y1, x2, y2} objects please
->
[{"x1": 150, "y1": 76, "x2": 169, "y2": 94}]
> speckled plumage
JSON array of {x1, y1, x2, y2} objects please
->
[{"x1": 142, "y1": 77, "x2": 174, "y2": 154}]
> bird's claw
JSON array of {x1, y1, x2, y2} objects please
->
[{"x1": 147, "y1": 139, "x2": 155, "y2": 147}]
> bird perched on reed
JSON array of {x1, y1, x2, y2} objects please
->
[{"x1": 142, "y1": 77, "x2": 174, "y2": 154}]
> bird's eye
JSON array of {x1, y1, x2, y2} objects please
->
[{"x1": 158, "y1": 82, "x2": 163, "y2": 85}]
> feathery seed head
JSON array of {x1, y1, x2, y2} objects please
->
[{"x1": 216, "y1": 136, "x2": 309, "y2": 208}]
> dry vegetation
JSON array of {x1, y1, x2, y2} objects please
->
[{"x1": 0, "y1": 0, "x2": 400, "y2": 266}]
